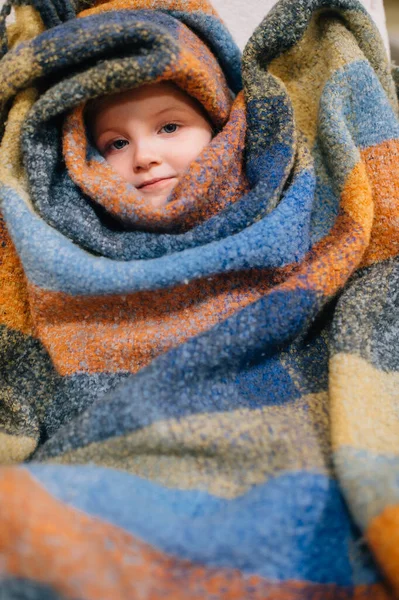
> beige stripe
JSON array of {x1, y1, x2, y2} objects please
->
[
  {"x1": 0, "y1": 45, "x2": 40, "y2": 111},
  {"x1": 0, "y1": 431, "x2": 37, "y2": 464},
  {"x1": 269, "y1": 14, "x2": 368, "y2": 148},
  {"x1": 6, "y1": 7, "x2": 45, "y2": 47},
  {"x1": 0, "y1": 8, "x2": 43, "y2": 200},
  {"x1": 48, "y1": 392, "x2": 332, "y2": 498},
  {"x1": 330, "y1": 353, "x2": 399, "y2": 455},
  {"x1": 0, "y1": 88, "x2": 38, "y2": 199}
]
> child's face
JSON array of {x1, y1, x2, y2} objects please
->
[{"x1": 91, "y1": 82, "x2": 213, "y2": 208}]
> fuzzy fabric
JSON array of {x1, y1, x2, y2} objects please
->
[{"x1": 0, "y1": 0, "x2": 399, "y2": 598}]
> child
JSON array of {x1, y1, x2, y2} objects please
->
[
  {"x1": 61, "y1": 8, "x2": 248, "y2": 234},
  {"x1": 2, "y1": 0, "x2": 399, "y2": 596},
  {"x1": 87, "y1": 81, "x2": 214, "y2": 208}
]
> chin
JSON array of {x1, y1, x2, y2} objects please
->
[{"x1": 149, "y1": 195, "x2": 170, "y2": 209}]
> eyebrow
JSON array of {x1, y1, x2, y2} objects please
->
[{"x1": 153, "y1": 106, "x2": 189, "y2": 117}]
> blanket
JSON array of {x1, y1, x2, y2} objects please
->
[{"x1": 0, "y1": 0, "x2": 399, "y2": 597}]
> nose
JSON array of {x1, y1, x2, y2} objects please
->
[{"x1": 132, "y1": 138, "x2": 161, "y2": 172}]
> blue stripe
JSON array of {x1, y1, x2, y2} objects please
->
[
  {"x1": 26, "y1": 465, "x2": 380, "y2": 585},
  {"x1": 0, "y1": 166, "x2": 313, "y2": 294},
  {"x1": 335, "y1": 446, "x2": 399, "y2": 530},
  {"x1": 319, "y1": 60, "x2": 399, "y2": 190}
]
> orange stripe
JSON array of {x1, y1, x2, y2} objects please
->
[
  {"x1": 172, "y1": 26, "x2": 232, "y2": 126},
  {"x1": 280, "y1": 212, "x2": 367, "y2": 298},
  {"x1": 0, "y1": 468, "x2": 391, "y2": 600},
  {"x1": 20, "y1": 160, "x2": 375, "y2": 374},
  {"x1": 63, "y1": 105, "x2": 136, "y2": 217},
  {"x1": 360, "y1": 139, "x2": 399, "y2": 267},
  {"x1": 0, "y1": 212, "x2": 34, "y2": 335},
  {"x1": 28, "y1": 270, "x2": 275, "y2": 376},
  {"x1": 26, "y1": 163, "x2": 371, "y2": 377},
  {"x1": 368, "y1": 504, "x2": 399, "y2": 597},
  {"x1": 339, "y1": 162, "x2": 374, "y2": 230},
  {"x1": 282, "y1": 161, "x2": 373, "y2": 297}
]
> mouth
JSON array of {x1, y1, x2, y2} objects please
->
[{"x1": 137, "y1": 177, "x2": 177, "y2": 191}]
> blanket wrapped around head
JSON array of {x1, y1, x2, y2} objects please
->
[{"x1": 1, "y1": 0, "x2": 399, "y2": 597}]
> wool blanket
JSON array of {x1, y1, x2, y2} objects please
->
[{"x1": 1, "y1": 0, "x2": 399, "y2": 597}]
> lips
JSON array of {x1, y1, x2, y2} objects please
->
[{"x1": 137, "y1": 177, "x2": 176, "y2": 190}]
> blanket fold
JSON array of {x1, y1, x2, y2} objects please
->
[{"x1": 0, "y1": 0, "x2": 399, "y2": 597}]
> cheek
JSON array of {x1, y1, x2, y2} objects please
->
[
  {"x1": 171, "y1": 131, "x2": 212, "y2": 171},
  {"x1": 106, "y1": 152, "x2": 132, "y2": 180}
]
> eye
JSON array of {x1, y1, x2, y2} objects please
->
[
  {"x1": 110, "y1": 139, "x2": 129, "y2": 151},
  {"x1": 160, "y1": 123, "x2": 179, "y2": 134}
]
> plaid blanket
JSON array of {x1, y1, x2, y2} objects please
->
[{"x1": 0, "y1": 0, "x2": 399, "y2": 597}]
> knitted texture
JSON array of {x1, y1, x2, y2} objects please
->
[{"x1": 0, "y1": 0, "x2": 399, "y2": 597}]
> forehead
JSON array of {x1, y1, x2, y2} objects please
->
[{"x1": 89, "y1": 82, "x2": 201, "y2": 125}]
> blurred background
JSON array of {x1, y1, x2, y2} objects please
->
[{"x1": 385, "y1": 0, "x2": 399, "y2": 62}]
